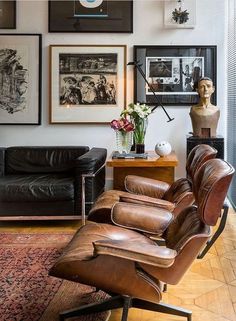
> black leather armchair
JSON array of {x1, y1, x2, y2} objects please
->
[{"x1": 0, "y1": 146, "x2": 107, "y2": 222}]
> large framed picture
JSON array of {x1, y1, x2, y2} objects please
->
[
  {"x1": 50, "y1": 45, "x2": 126, "y2": 123},
  {"x1": 0, "y1": 0, "x2": 16, "y2": 29},
  {"x1": 0, "y1": 34, "x2": 42, "y2": 125},
  {"x1": 134, "y1": 45, "x2": 217, "y2": 106},
  {"x1": 48, "y1": 0, "x2": 133, "y2": 33}
]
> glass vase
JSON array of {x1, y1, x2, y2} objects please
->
[
  {"x1": 116, "y1": 131, "x2": 133, "y2": 154},
  {"x1": 133, "y1": 117, "x2": 148, "y2": 153}
]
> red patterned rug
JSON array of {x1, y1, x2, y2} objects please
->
[{"x1": 0, "y1": 233, "x2": 110, "y2": 321}]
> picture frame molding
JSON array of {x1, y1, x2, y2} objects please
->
[{"x1": 0, "y1": 33, "x2": 42, "y2": 125}]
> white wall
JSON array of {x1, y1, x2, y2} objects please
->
[{"x1": 0, "y1": 0, "x2": 227, "y2": 183}]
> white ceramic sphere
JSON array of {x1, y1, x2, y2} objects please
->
[{"x1": 155, "y1": 141, "x2": 172, "y2": 157}]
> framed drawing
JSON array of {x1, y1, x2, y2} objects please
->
[
  {"x1": 50, "y1": 45, "x2": 126, "y2": 123},
  {"x1": 164, "y1": 0, "x2": 196, "y2": 29},
  {"x1": 48, "y1": 0, "x2": 133, "y2": 33},
  {"x1": 133, "y1": 45, "x2": 217, "y2": 106},
  {"x1": 0, "y1": 34, "x2": 42, "y2": 125},
  {"x1": 0, "y1": 0, "x2": 16, "y2": 29}
]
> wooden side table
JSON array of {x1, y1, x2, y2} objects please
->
[{"x1": 106, "y1": 151, "x2": 178, "y2": 190}]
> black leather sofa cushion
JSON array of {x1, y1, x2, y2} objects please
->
[
  {"x1": 0, "y1": 146, "x2": 107, "y2": 219},
  {"x1": 5, "y1": 146, "x2": 89, "y2": 174},
  {"x1": 0, "y1": 174, "x2": 74, "y2": 202}
]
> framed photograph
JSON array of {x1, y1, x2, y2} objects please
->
[
  {"x1": 164, "y1": 0, "x2": 196, "y2": 29},
  {"x1": 48, "y1": 0, "x2": 133, "y2": 33},
  {"x1": 134, "y1": 45, "x2": 217, "y2": 106},
  {"x1": 0, "y1": 34, "x2": 42, "y2": 125},
  {"x1": 0, "y1": 0, "x2": 16, "y2": 29},
  {"x1": 50, "y1": 45, "x2": 126, "y2": 123}
]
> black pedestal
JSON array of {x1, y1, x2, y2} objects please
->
[{"x1": 186, "y1": 135, "x2": 224, "y2": 159}]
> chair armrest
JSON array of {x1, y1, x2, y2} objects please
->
[
  {"x1": 111, "y1": 202, "x2": 173, "y2": 235},
  {"x1": 125, "y1": 175, "x2": 170, "y2": 198},
  {"x1": 120, "y1": 193, "x2": 175, "y2": 212},
  {"x1": 93, "y1": 239, "x2": 177, "y2": 267}
]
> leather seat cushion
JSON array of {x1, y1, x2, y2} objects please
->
[
  {"x1": 59, "y1": 222, "x2": 157, "y2": 262},
  {"x1": 0, "y1": 174, "x2": 74, "y2": 202},
  {"x1": 50, "y1": 222, "x2": 163, "y2": 304},
  {"x1": 88, "y1": 190, "x2": 130, "y2": 223}
]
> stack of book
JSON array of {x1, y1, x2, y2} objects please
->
[{"x1": 112, "y1": 151, "x2": 148, "y2": 159}]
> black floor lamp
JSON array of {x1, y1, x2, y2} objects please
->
[{"x1": 128, "y1": 61, "x2": 174, "y2": 122}]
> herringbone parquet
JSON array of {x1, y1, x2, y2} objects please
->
[
  {"x1": 109, "y1": 208, "x2": 236, "y2": 321},
  {"x1": 1, "y1": 208, "x2": 235, "y2": 321}
]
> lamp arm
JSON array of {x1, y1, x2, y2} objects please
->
[{"x1": 129, "y1": 61, "x2": 174, "y2": 122}]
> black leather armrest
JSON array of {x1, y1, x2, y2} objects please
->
[
  {"x1": 75, "y1": 148, "x2": 107, "y2": 218},
  {"x1": 75, "y1": 148, "x2": 107, "y2": 174}
]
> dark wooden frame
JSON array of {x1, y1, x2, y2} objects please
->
[
  {"x1": 48, "y1": 0, "x2": 133, "y2": 33},
  {"x1": 0, "y1": 0, "x2": 16, "y2": 29},
  {"x1": 0, "y1": 33, "x2": 42, "y2": 125},
  {"x1": 133, "y1": 45, "x2": 217, "y2": 106}
]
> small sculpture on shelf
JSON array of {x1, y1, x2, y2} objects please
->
[
  {"x1": 189, "y1": 77, "x2": 220, "y2": 137},
  {"x1": 155, "y1": 141, "x2": 172, "y2": 157}
]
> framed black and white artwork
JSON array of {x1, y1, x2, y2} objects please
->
[
  {"x1": 0, "y1": 34, "x2": 42, "y2": 125},
  {"x1": 133, "y1": 45, "x2": 217, "y2": 106},
  {"x1": 0, "y1": 0, "x2": 16, "y2": 29},
  {"x1": 50, "y1": 45, "x2": 126, "y2": 123},
  {"x1": 48, "y1": 0, "x2": 133, "y2": 33}
]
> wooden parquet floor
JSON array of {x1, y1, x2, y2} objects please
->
[{"x1": 0, "y1": 208, "x2": 236, "y2": 321}]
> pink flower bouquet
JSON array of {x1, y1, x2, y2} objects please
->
[{"x1": 110, "y1": 118, "x2": 134, "y2": 132}]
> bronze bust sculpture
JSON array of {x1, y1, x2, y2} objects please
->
[{"x1": 190, "y1": 77, "x2": 219, "y2": 137}]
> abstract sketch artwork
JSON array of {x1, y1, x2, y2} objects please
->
[
  {"x1": 0, "y1": 34, "x2": 41, "y2": 125},
  {"x1": 0, "y1": 48, "x2": 29, "y2": 115},
  {"x1": 59, "y1": 53, "x2": 117, "y2": 106}
]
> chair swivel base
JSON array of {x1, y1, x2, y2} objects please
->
[{"x1": 59, "y1": 294, "x2": 192, "y2": 321}]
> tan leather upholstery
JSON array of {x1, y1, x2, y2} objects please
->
[
  {"x1": 50, "y1": 222, "x2": 163, "y2": 303},
  {"x1": 111, "y1": 202, "x2": 173, "y2": 235},
  {"x1": 125, "y1": 176, "x2": 170, "y2": 198},
  {"x1": 88, "y1": 144, "x2": 217, "y2": 222},
  {"x1": 120, "y1": 194, "x2": 175, "y2": 211},
  {"x1": 193, "y1": 159, "x2": 234, "y2": 225},
  {"x1": 50, "y1": 158, "x2": 234, "y2": 311}
]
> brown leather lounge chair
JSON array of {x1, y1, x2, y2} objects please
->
[
  {"x1": 49, "y1": 158, "x2": 234, "y2": 321},
  {"x1": 88, "y1": 144, "x2": 217, "y2": 223}
]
